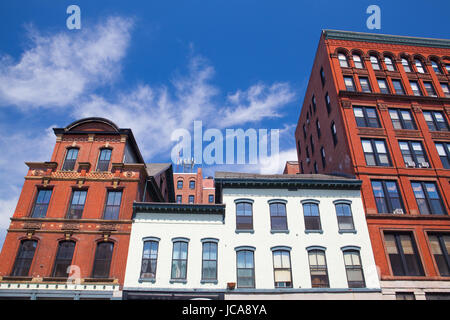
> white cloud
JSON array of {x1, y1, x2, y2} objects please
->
[{"x1": 0, "y1": 16, "x2": 133, "y2": 109}]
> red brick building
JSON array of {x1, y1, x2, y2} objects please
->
[
  {"x1": 174, "y1": 168, "x2": 215, "y2": 204},
  {"x1": 295, "y1": 30, "x2": 450, "y2": 299},
  {"x1": 0, "y1": 118, "x2": 174, "y2": 299},
  {"x1": 283, "y1": 161, "x2": 300, "y2": 174}
]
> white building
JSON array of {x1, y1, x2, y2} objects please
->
[{"x1": 123, "y1": 172, "x2": 382, "y2": 299}]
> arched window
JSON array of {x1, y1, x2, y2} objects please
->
[
  {"x1": 308, "y1": 249, "x2": 329, "y2": 288},
  {"x1": 140, "y1": 239, "x2": 159, "y2": 279},
  {"x1": 52, "y1": 241, "x2": 75, "y2": 277},
  {"x1": 430, "y1": 59, "x2": 442, "y2": 74},
  {"x1": 177, "y1": 180, "x2": 183, "y2": 189},
  {"x1": 236, "y1": 249, "x2": 255, "y2": 288},
  {"x1": 11, "y1": 240, "x2": 37, "y2": 276},
  {"x1": 401, "y1": 58, "x2": 412, "y2": 72},
  {"x1": 96, "y1": 148, "x2": 112, "y2": 172},
  {"x1": 303, "y1": 202, "x2": 321, "y2": 231},
  {"x1": 189, "y1": 180, "x2": 196, "y2": 189},
  {"x1": 384, "y1": 56, "x2": 395, "y2": 71},
  {"x1": 343, "y1": 250, "x2": 365, "y2": 288},
  {"x1": 171, "y1": 240, "x2": 188, "y2": 280},
  {"x1": 236, "y1": 201, "x2": 253, "y2": 230},
  {"x1": 269, "y1": 202, "x2": 288, "y2": 231},
  {"x1": 370, "y1": 55, "x2": 380, "y2": 70},
  {"x1": 335, "y1": 202, "x2": 355, "y2": 231},
  {"x1": 202, "y1": 241, "x2": 218, "y2": 281},
  {"x1": 338, "y1": 53, "x2": 349, "y2": 68},
  {"x1": 91, "y1": 242, "x2": 114, "y2": 278},
  {"x1": 353, "y1": 54, "x2": 363, "y2": 69},
  {"x1": 62, "y1": 148, "x2": 79, "y2": 171},
  {"x1": 414, "y1": 59, "x2": 425, "y2": 73},
  {"x1": 272, "y1": 249, "x2": 292, "y2": 288}
]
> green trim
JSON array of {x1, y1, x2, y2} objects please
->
[
  {"x1": 133, "y1": 202, "x2": 225, "y2": 216},
  {"x1": 215, "y1": 178, "x2": 362, "y2": 190}
]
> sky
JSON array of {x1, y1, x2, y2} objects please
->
[{"x1": 0, "y1": 0, "x2": 449, "y2": 250}]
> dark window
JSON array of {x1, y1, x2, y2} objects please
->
[
  {"x1": 325, "y1": 93, "x2": 331, "y2": 113},
  {"x1": 384, "y1": 57, "x2": 395, "y2": 71},
  {"x1": 310, "y1": 135, "x2": 315, "y2": 154},
  {"x1": 336, "y1": 203, "x2": 355, "y2": 231},
  {"x1": 435, "y1": 142, "x2": 450, "y2": 169},
  {"x1": 103, "y1": 191, "x2": 122, "y2": 220},
  {"x1": 91, "y1": 242, "x2": 114, "y2": 278},
  {"x1": 189, "y1": 181, "x2": 195, "y2": 189},
  {"x1": 331, "y1": 122, "x2": 337, "y2": 146},
  {"x1": 411, "y1": 182, "x2": 446, "y2": 215},
  {"x1": 343, "y1": 250, "x2": 365, "y2": 288},
  {"x1": 97, "y1": 149, "x2": 112, "y2": 172},
  {"x1": 312, "y1": 95, "x2": 316, "y2": 112},
  {"x1": 313, "y1": 162, "x2": 318, "y2": 173},
  {"x1": 344, "y1": 76, "x2": 356, "y2": 91},
  {"x1": 316, "y1": 120, "x2": 321, "y2": 138},
  {"x1": 31, "y1": 189, "x2": 52, "y2": 218},
  {"x1": 361, "y1": 139, "x2": 391, "y2": 166},
  {"x1": 66, "y1": 190, "x2": 87, "y2": 219},
  {"x1": 414, "y1": 59, "x2": 425, "y2": 73},
  {"x1": 409, "y1": 81, "x2": 423, "y2": 96},
  {"x1": 401, "y1": 58, "x2": 412, "y2": 72},
  {"x1": 303, "y1": 203, "x2": 321, "y2": 231},
  {"x1": 441, "y1": 83, "x2": 450, "y2": 98},
  {"x1": 396, "y1": 292, "x2": 416, "y2": 300},
  {"x1": 423, "y1": 81, "x2": 437, "y2": 97},
  {"x1": 423, "y1": 111, "x2": 449, "y2": 131},
  {"x1": 308, "y1": 250, "x2": 329, "y2": 288},
  {"x1": 392, "y1": 79, "x2": 405, "y2": 95},
  {"x1": 377, "y1": 78, "x2": 390, "y2": 94},
  {"x1": 171, "y1": 241, "x2": 188, "y2": 280},
  {"x1": 273, "y1": 250, "x2": 292, "y2": 288},
  {"x1": 371, "y1": 180, "x2": 404, "y2": 214},
  {"x1": 208, "y1": 195, "x2": 214, "y2": 203},
  {"x1": 384, "y1": 232, "x2": 424, "y2": 276},
  {"x1": 359, "y1": 77, "x2": 372, "y2": 93},
  {"x1": 62, "y1": 148, "x2": 78, "y2": 171},
  {"x1": 353, "y1": 54, "x2": 363, "y2": 69},
  {"x1": 428, "y1": 234, "x2": 450, "y2": 277},
  {"x1": 399, "y1": 141, "x2": 429, "y2": 168},
  {"x1": 297, "y1": 140, "x2": 301, "y2": 156},
  {"x1": 389, "y1": 109, "x2": 416, "y2": 130},
  {"x1": 177, "y1": 180, "x2": 183, "y2": 189},
  {"x1": 320, "y1": 147, "x2": 326, "y2": 168},
  {"x1": 353, "y1": 106, "x2": 380, "y2": 128},
  {"x1": 52, "y1": 241, "x2": 75, "y2": 278},
  {"x1": 338, "y1": 53, "x2": 349, "y2": 68},
  {"x1": 370, "y1": 55, "x2": 380, "y2": 70},
  {"x1": 270, "y1": 202, "x2": 288, "y2": 231},
  {"x1": 237, "y1": 250, "x2": 255, "y2": 288},
  {"x1": 176, "y1": 195, "x2": 182, "y2": 203},
  {"x1": 202, "y1": 242, "x2": 218, "y2": 280},
  {"x1": 303, "y1": 124, "x2": 307, "y2": 139},
  {"x1": 300, "y1": 161, "x2": 304, "y2": 174},
  {"x1": 320, "y1": 67, "x2": 326, "y2": 86},
  {"x1": 188, "y1": 195, "x2": 194, "y2": 203},
  {"x1": 425, "y1": 293, "x2": 450, "y2": 300},
  {"x1": 11, "y1": 240, "x2": 37, "y2": 276},
  {"x1": 140, "y1": 240, "x2": 158, "y2": 279},
  {"x1": 236, "y1": 202, "x2": 253, "y2": 230},
  {"x1": 431, "y1": 60, "x2": 442, "y2": 74}
]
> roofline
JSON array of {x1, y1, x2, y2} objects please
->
[
  {"x1": 323, "y1": 29, "x2": 450, "y2": 49},
  {"x1": 133, "y1": 202, "x2": 225, "y2": 218}
]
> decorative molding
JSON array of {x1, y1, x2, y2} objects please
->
[
  {"x1": 61, "y1": 223, "x2": 80, "y2": 231},
  {"x1": 394, "y1": 129, "x2": 422, "y2": 138},
  {"x1": 23, "y1": 222, "x2": 42, "y2": 230},
  {"x1": 99, "y1": 224, "x2": 118, "y2": 232},
  {"x1": 377, "y1": 103, "x2": 388, "y2": 111},
  {"x1": 411, "y1": 104, "x2": 422, "y2": 113},
  {"x1": 341, "y1": 101, "x2": 352, "y2": 109},
  {"x1": 357, "y1": 127, "x2": 386, "y2": 136},
  {"x1": 430, "y1": 131, "x2": 450, "y2": 140}
]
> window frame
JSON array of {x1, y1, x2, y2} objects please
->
[
  {"x1": 423, "y1": 111, "x2": 449, "y2": 132},
  {"x1": 11, "y1": 240, "x2": 38, "y2": 277},
  {"x1": 66, "y1": 189, "x2": 87, "y2": 219},
  {"x1": 384, "y1": 232, "x2": 424, "y2": 277},
  {"x1": 384, "y1": 56, "x2": 396, "y2": 71},
  {"x1": 62, "y1": 147, "x2": 79, "y2": 171},
  {"x1": 411, "y1": 181, "x2": 446, "y2": 215},
  {"x1": 307, "y1": 248, "x2": 329, "y2": 288},
  {"x1": 91, "y1": 241, "x2": 114, "y2": 279},
  {"x1": 392, "y1": 79, "x2": 405, "y2": 95},
  {"x1": 338, "y1": 53, "x2": 349, "y2": 68},
  {"x1": 398, "y1": 140, "x2": 429, "y2": 168},
  {"x1": 96, "y1": 148, "x2": 112, "y2": 172},
  {"x1": 361, "y1": 138, "x2": 392, "y2": 167},
  {"x1": 435, "y1": 142, "x2": 450, "y2": 169},
  {"x1": 353, "y1": 106, "x2": 381, "y2": 128},
  {"x1": 370, "y1": 55, "x2": 381, "y2": 70},
  {"x1": 272, "y1": 249, "x2": 293, "y2": 288},
  {"x1": 30, "y1": 188, "x2": 53, "y2": 218},
  {"x1": 235, "y1": 200, "x2": 254, "y2": 231},
  {"x1": 170, "y1": 240, "x2": 189, "y2": 281},
  {"x1": 359, "y1": 77, "x2": 372, "y2": 93},
  {"x1": 371, "y1": 180, "x2": 405, "y2": 214},
  {"x1": 302, "y1": 201, "x2": 322, "y2": 232},
  {"x1": 269, "y1": 201, "x2": 288, "y2": 231},
  {"x1": 51, "y1": 241, "x2": 76, "y2": 278},
  {"x1": 388, "y1": 108, "x2": 417, "y2": 130},
  {"x1": 102, "y1": 190, "x2": 123, "y2": 220},
  {"x1": 343, "y1": 76, "x2": 356, "y2": 91},
  {"x1": 335, "y1": 201, "x2": 355, "y2": 231},
  {"x1": 377, "y1": 78, "x2": 390, "y2": 94},
  {"x1": 343, "y1": 249, "x2": 366, "y2": 288},
  {"x1": 201, "y1": 241, "x2": 218, "y2": 281},
  {"x1": 236, "y1": 249, "x2": 255, "y2": 288},
  {"x1": 140, "y1": 239, "x2": 159, "y2": 280},
  {"x1": 427, "y1": 233, "x2": 450, "y2": 277}
]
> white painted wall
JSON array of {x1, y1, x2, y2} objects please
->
[{"x1": 124, "y1": 187, "x2": 381, "y2": 294}]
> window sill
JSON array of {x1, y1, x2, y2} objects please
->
[
  {"x1": 138, "y1": 278, "x2": 156, "y2": 283},
  {"x1": 305, "y1": 230, "x2": 323, "y2": 234},
  {"x1": 235, "y1": 229, "x2": 254, "y2": 234},
  {"x1": 200, "y1": 280, "x2": 218, "y2": 284},
  {"x1": 270, "y1": 230, "x2": 290, "y2": 234},
  {"x1": 339, "y1": 230, "x2": 357, "y2": 234},
  {"x1": 169, "y1": 279, "x2": 187, "y2": 284}
]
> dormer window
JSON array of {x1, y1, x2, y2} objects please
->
[
  {"x1": 97, "y1": 149, "x2": 112, "y2": 172},
  {"x1": 62, "y1": 148, "x2": 79, "y2": 171}
]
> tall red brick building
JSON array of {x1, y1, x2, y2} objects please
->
[
  {"x1": 173, "y1": 168, "x2": 215, "y2": 204},
  {"x1": 0, "y1": 118, "x2": 174, "y2": 299},
  {"x1": 295, "y1": 30, "x2": 450, "y2": 299}
]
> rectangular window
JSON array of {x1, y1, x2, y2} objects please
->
[
  {"x1": 303, "y1": 203, "x2": 321, "y2": 231},
  {"x1": 320, "y1": 147, "x2": 326, "y2": 168},
  {"x1": 371, "y1": 180, "x2": 404, "y2": 214},
  {"x1": 396, "y1": 292, "x2": 416, "y2": 300},
  {"x1": 377, "y1": 78, "x2": 390, "y2": 94},
  {"x1": 177, "y1": 181, "x2": 183, "y2": 189},
  {"x1": 353, "y1": 55, "x2": 363, "y2": 69},
  {"x1": 423, "y1": 111, "x2": 449, "y2": 131},
  {"x1": 384, "y1": 232, "x2": 424, "y2": 276},
  {"x1": 398, "y1": 141, "x2": 429, "y2": 168},
  {"x1": 353, "y1": 106, "x2": 380, "y2": 128},
  {"x1": 66, "y1": 190, "x2": 87, "y2": 219},
  {"x1": 236, "y1": 202, "x2": 253, "y2": 230},
  {"x1": 171, "y1": 241, "x2": 188, "y2": 280},
  {"x1": 409, "y1": 81, "x2": 423, "y2": 96},
  {"x1": 336, "y1": 203, "x2": 355, "y2": 231},
  {"x1": 435, "y1": 142, "x2": 450, "y2": 169},
  {"x1": 140, "y1": 240, "x2": 159, "y2": 279},
  {"x1": 344, "y1": 76, "x2": 356, "y2": 91},
  {"x1": 316, "y1": 120, "x2": 321, "y2": 138},
  {"x1": 91, "y1": 242, "x2": 114, "y2": 278},
  {"x1": 273, "y1": 250, "x2": 292, "y2": 288},
  {"x1": 188, "y1": 195, "x2": 194, "y2": 204},
  {"x1": 441, "y1": 83, "x2": 450, "y2": 98},
  {"x1": 202, "y1": 242, "x2": 218, "y2": 281},
  {"x1": 331, "y1": 122, "x2": 338, "y2": 146},
  {"x1": 96, "y1": 149, "x2": 112, "y2": 172},
  {"x1": 208, "y1": 195, "x2": 214, "y2": 203},
  {"x1": 361, "y1": 139, "x2": 391, "y2": 166},
  {"x1": 343, "y1": 251, "x2": 365, "y2": 288},
  {"x1": 312, "y1": 95, "x2": 316, "y2": 112},
  {"x1": 52, "y1": 241, "x2": 75, "y2": 278},
  {"x1": 270, "y1": 203, "x2": 288, "y2": 231},
  {"x1": 11, "y1": 240, "x2": 37, "y2": 277},
  {"x1": 176, "y1": 195, "x2": 182, "y2": 203},
  {"x1": 370, "y1": 56, "x2": 380, "y2": 70},
  {"x1": 389, "y1": 109, "x2": 416, "y2": 130},
  {"x1": 62, "y1": 148, "x2": 78, "y2": 171},
  {"x1": 392, "y1": 79, "x2": 405, "y2": 95},
  {"x1": 31, "y1": 189, "x2": 52, "y2": 218},
  {"x1": 310, "y1": 135, "x2": 315, "y2": 154},
  {"x1": 325, "y1": 93, "x2": 331, "y2": 114},
  {"x1": 428, "y1": 234, "x2": 450, "y2": 277},
  {"x1": 320, "y1": 67, "x2": 325, "y2": 86},
  {"x1": 189, "y1": 181, "x2": 195, "y2": 189},
  {"x1": 359, "y1": 77, "x2": 372, "y2": 93},
  {"x1": 237, "y1": 250, "x2": 255, "y2": 288},
  {"x1": 308, "y1": 250, "x2": 329, "y2": 288},
  {"x1": 411, "y1": 182, "x2": 446, "y2": 215},
  {"x1": 423, "y1": 81, "x2": 437, "y2": 97},
  {"x1": 103, "y1": 191, "x2": 122, "y2": 220}
]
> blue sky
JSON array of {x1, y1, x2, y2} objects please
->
[{"x1": 0, "y1": 0, "x2": 449, "y2": 250}]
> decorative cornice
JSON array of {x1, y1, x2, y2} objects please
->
[
  {"x1": 133, "y1": 202, "x2": 226, "y2": 216},
  {"x1": 215, "y1": 178, "x2": 362, "y2": 190}
]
